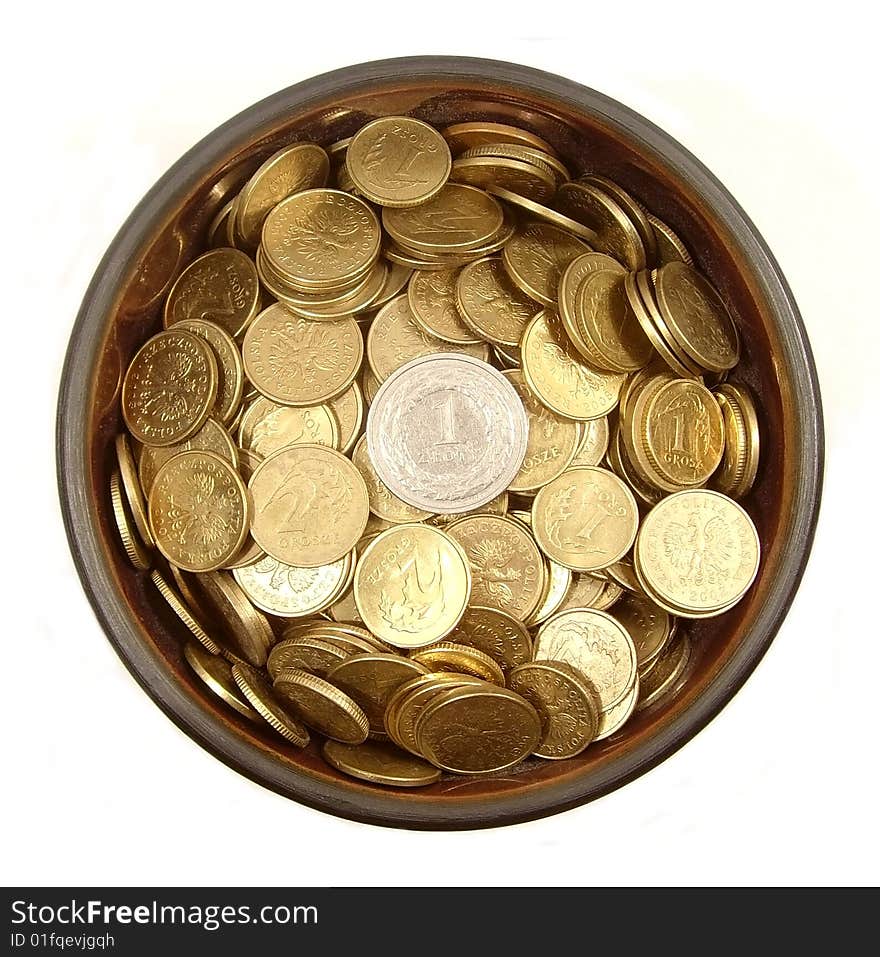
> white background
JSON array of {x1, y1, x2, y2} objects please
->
[{"x1": 2, "y1": 0, "x2": 877, "y2": 887}]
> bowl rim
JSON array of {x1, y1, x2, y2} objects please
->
[{"x1": 56, "y1": 55, "x2": 824, "y2": 830}]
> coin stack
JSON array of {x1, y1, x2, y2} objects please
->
[{"x1": 109, "y1": 114, "x2": 762, "y2": 788}]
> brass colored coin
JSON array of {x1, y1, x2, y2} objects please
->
[
  {"x1": 138, "y1": 418, "x2": 239, "y2": 494},
  {"x1": 174, "y1": 318, "x2": 243, "y2": 426},
  {"x1": 571, "y1": 416, "x2": 610, "y2": 468},
  {"x1": 346, "y1": 116, "x2": 452, "y2": 208},
  {"x1": 646, "y1": 213, "x2": 694, "y2": 266},
  {"x1": 370, "y1": 261, "x2": 414, "y2": 310},
  {"x1": 605, "y1": 558, "x2": 643, "y2": 594},
  {"x1": 532, "y1": 466, "x2": 639, "y2": 572},
  {"x1": 322, "y1": 739, "x2": 441, "y2": 787},
  {"x1": 238, "y1": 395, "x2": 339, "y2": 458},
  {"x1": 168, "y1": 563, "x2": 212, "y2": 623},
  {"x1": 231, "y1": 662, "x2": 311, "y2": 746},
  {"x1": 555, "y1": 180, "x2": 647, "y2": 271},
  {"x1": 351, "y1": 435, "x2": 434, "y2": 524},
  {"x1": 623, "y1": 272, "x2": 696, "y2": 379},
  {"x1": 595, "y1": 674, "x2": 639, "y2": 740},
  {"x1": 183, "y1": 641, "x2": 259, "y2": 721},
  {"x1": 636, "y1": 490, "x2": 760, "y2": 615},
  {"x1": 242, "y1": 303, "x2": 363, "y2": 406},
  {"x1": 266, "y1": 635, "x2": 350, "y2": 680},
  {"x1": 150, "y1": 569, "x2": 222, "y2": 655},
  {"x1": 233, "y1": 552, "x2": 351, "y2": 618},
  {"x1": 326, "y1": 380, "x2": 365, "y2": 455},
  {"x1": 262, "y1": 189, "x2": 381, "y2": 289},
  {"x1": 712, "y1": 383, "x2": 760, "y2": 499},
  {"x1": 410, "y1": 642, "x2": 506, "y2": 685},
  {"x1": 382, "y1": 184, "x2": 505, "y2": 255},
  {"x1": 328, "y1": 588, "x2": 363, "y2": 625},
  {"x1": 533, "y1": 607, "x2": 637, "y2": 711},
  {"x1": 503, "y1": 369, "x2": 580, "y2": 492},
  {"x1": 284, "y1": 620, "x2": 389, "y2": 652},
  {"x1": 385, "y1": 673, "x2": 481, "y2": 753},
  {"x1": 197, "y1": 569, "x2": 275, "y2": 667},
  {"x1": 554, "y1": 571, "x2": 607, "y2": 613},
  {"x1": 407, "y1": 268, "x2": 481, "y2": 344},
  {"x1": 208, "y1": 200, "x2": 235, "y2": 249},
  {"x1": 122, "y1": 330, "x2": 218, "y2": 447},
  {"x1": 575, "y1": 269, "x2": 654, "y2": 372},
  {"x1": 642, "y1": 378, "x2": 725, "y2": 488},
  {"x1": 442, "y1": 121, "x2": 558, "y2": 157},
  {"x1": 353, "y1": 523, "x2": 472, "y2": 648},
  {"x1": 327, "y1": 653, "x2": 429, "y2": 737},
  {"x1": 508, "y1": 660, "x2": 599, "y2": 758},
  {"x1": 451, "y1": 155, "x2": 557, "y2": 203},
  {"x1": 148, "y1": 450, "x2": 252, "y2": 573},
  {"x1": 163, "y1": 248, "x2": 261, "y2": 338},
  {"x1": 527, "y1": 555, "x2": 573, "y2": 626},
  {"x1": 249, "y1": 445, "x2": 369, "y2": 567},
  {"x1": 592, "y1": 580, "x2": 625, "y2": 611},
  {"x1": 235, "y1": 143, "x2": 330, "y2": 249},
  {"x1": 446, "y1": 514, "x2": 545, "y2": 621},
  {"x1": 612, "y1": 591, "x2": 672, "y2": 670},
  {"x1": 461, "y1": 142, "x2": 558, "y2": 178},
  {"x1": 115, "y1": 433, "x2": 155, "y2": 550},
  {"x1": 455, "y1": 256, "x2": 538, "y2": 347},
  {"x1": 256, "y1": 242, "x2": 371, "y2": 304},
  {"x1": 502, "y1": 223, "x2": 592, "y2": 306},
  {"x1": 654, "y1": 262, "x2": 740, "y2": 372},
  {"x1": 609, "y1": 421, "x2": 664, "y2": 507},
  {"x1": 362, "y1": 367, "x2": 382, "y2": 405},
  {"x1": 447, "y1": 605, "x2": 532, "y2": 676},
  {"x1": 639, "y1": 271, "x2": 703, "y2": 376},
  {"x1": 366, "y1": 294, "x2": 489, "y2": 382},
  {"x1": 580, "y1": 174, "x2": 657, "y2": 266},
  {"x1": 109, "y1": 471, "x2": 151, "y2": 570},
  {"x1": 430, "y1": 491, "x2": 509, "y2": 527},
  {"x1": 637, "y1": 635, "x2": 691, "y2": 712},
  {"x1": 384, "y1": 244, "x2": 470, "y2": 271},
  {"x1": 273, "y1": 668, "x2": 369, "y2": 744},
  {"x1": 416, "y1": 684, "x2": 541, "y2": 775},
  {"x1": 274, "y1": 261, "x2": 389, "y2": 321},
  {"x1": 558, "y1": 252, "x2": 625, "y2": 356},
  {"x1": 521, "y1": 311, "x2": 624, "y2": 421},
  {"x1": 486, "y1": 185, "x2": 597, "y2": 242}
]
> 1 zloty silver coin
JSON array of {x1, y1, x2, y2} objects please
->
[{"x1": 366, "y1": 354, "x2": 528, "y2": 513}]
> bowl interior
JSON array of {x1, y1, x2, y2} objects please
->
[{"x1": 74, "y1": 65, "x2": 809, "y2": 826}]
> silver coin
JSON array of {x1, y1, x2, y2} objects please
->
[{"x1": 366, "y1": 354, "x2": 528, "y2": 513}]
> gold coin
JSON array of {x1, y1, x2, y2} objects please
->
[
  {"x1": 712, "y1": 383, "x2": 760, "y2": 499},
  {"x1": 605, "y1": 558, "x2": 643, "y2": 594},
  {"x1": 326, "y1": 380, "x2": 365, "y2": 455},
  {"x1": 462, "y1": 143, "x2": 569, "y2": 184},
  {"x1": 595, "y1": 674, "x2": 639, "y2": 740},
  {"x1": 635, "y1": 489, "x2": 760, "y2": 615},
  {"x1": 148, "y1": 450, "x2": 251, "y2": 572},
  {"x1": 385, "y1": 673, "x2": 481, "y2": 753},
  {"x1": 249, "y1": 445, "x2": 369, "y2": 567},
  {"x1": 231, "y1": 661, "x2": 311, "y2": 746},
  {"x1": 346, "y1": 116, "x2": 452, "y2": 208},
  {"x1": 411, "y1": 642, "x2": 505, "y2": 685},
  {"x1": 109, "y1": 471, "x2": 152, "y2": 570},
  {"x1": 611, "y1": 591, "x2": 672, "y2": 670},
  {"x1": 328, "y1": 587, "x2": 363, "y2": 625},
  {"x1": 273, "y1": 668, "x2": 369, "y2": 743},
  {"x1": 447, "y1": 606, "x2": 532, "y2": 676},
  {"x1": 351, "y1": 435, "x2": 433, "y2": 524},
  {"x1": 642, "y1": 378, "x2": 725, "y2": 488},
  {"x1": 138, "y1": 418, "x2": 239, "y2": 495},
  {"x1": 384, "y1": 244, "x2": 470, "y2": 271},
  {"x1": 592, "y1": 580, "x2": 625, "y2": 611},
  {"x1": 416, "y1": 684, "x2": 541, "y2": 775},
  {"x1": 235, "y1": 143, "x2": 330, "y2": 249},
  {"x1": 322, "y1": 739, "x2": 441, "y2": 787},
  {"x1": 327, "y1": 653, "x2": 429, "y2": 737},
  {"x1": 197, "y1": 569, "x2": 275, "y2": 667},
  {"x1": 174, "y1": 318, "x2": 244, "y2": 425},
  {"x1": 267, "y1": 259, "x2": 389, "y2": 321},
  {"x1": 183, "y1": 641, "x2": 259, "y2": 721},
  {"x1": 646, "y1": 213, "x2": 693, "y2": 266},
  {"x1": 520, "y1": 311, "x2": 624, "y2": 421},
  {"x1": 115, "y1": 433, "x2": 155, "y2": 550},
  {"x1": 353, "y1": 523, "x2": 471, "y2": 648},
  {"x1": 455, "y1": 256, "x2": 537, "y2": 347},
  {"x1": 502, "y1": 369, "x2": 580, "y2": 492},
  {"x1": 163, "y1": 248, "x2": 261, "y2": 338},
  {"x1": 532, "y1": 466, "x2": 639, "y2": 571},
  {"x1": 441, "y1": 122, "x2": 558, "y2": 157},
  {"x1": 653, "y1": 262, "x2": 740, "y2": 372},
  {"x1": 508, "y1": 660, "x2": 599, "y2": 759},
  {"x1": 382, "y1": 183, "x2": 504, "y2": 255},
  {"x1": 486, "y1": 185, "x2": 596, "y2": 242},
  {"x1": 558, "y1": 252, "x2": 625, "y2": 355},
  {"x1": 150, "y1": 569, "x2": 222, "y2": 655},
  {"x1": 262, "y1": 189, "x2": 381, "y2": 289},
  {"x1": 609, "y1": 420, "x2": 664, "y2": 506},
  {"x1": 430, "y1": 491, "x2": 509, "y2": 527},
  {"x1": 407, "y1": 268, "x2": 481, "y2": 344},
  {"x1": 233, "y1": 552, "x2": 351, "y2": 618},
  {"x1": 122, "y1": 330, "x2": 218, "y2": 447},
  {"x1": 533, "y1": 607, "x2": 637, "y2": 711},
  {"x1": 575, "y1": 269, "x2": 654, "y2": 372},
  {"x1": 570, "y1": 416, "x2": 610, "y2": 467},
  {"x1": 527, "y1": 554, "x2": 573, "y2": 626},
  {"x1": 637, "y1": 635, "x2": 691, "y2": 712},
  {"x1": 366, "y1": 294, "x2": 490, "y2": 382},
  {"x1": 238, "y1": 395, "x2": 339, "y2": 458},
  {"x1": 553, "y1": 571, "x2": 607, "y2": 613},
  {"x1": 168, "y1": 564, "x2": 212, "y2": 623},
  {"x1": 446, "y1": 514, "x2": 545, "y2": 621},
  {"x1": 207, "y1": 200, "x2": 235, "y2": 249},
  {"x1": 256, "y1": 242, "x2": 372, "y2": 304},
  {"x1": 370, "y1": 261, "x2": 414, "y2": 310},
  {"x1": 266, "y1": 635, "x2": 350, "y2": 680},
  {"x1": 580, "y1": 174, "x2": 657, "y2": 265},
  {"x1": 451, "y1": 155, "x2": 557, "y2": 203},
  {"x1": 502, "y1": 223, "x2": 592, "y2": 306},
  {"x1": 555, "y1": 180, "x2": 647, "y2": 271},
  {"x1": 623, "y1": 272, "x2": 696, "y2": 379},
  {"x1": 242, "y1": 303, "x2": 363, "y2": 406}
]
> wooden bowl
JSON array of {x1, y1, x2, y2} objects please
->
[{"x1": 56, "y1": 57, "x2": 823, "y2": 829}]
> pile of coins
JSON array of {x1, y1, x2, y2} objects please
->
[{"x1": 109, "y1": 115, "x2": 762, "y2": 788}]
